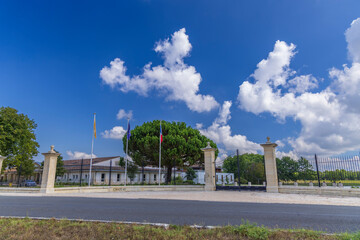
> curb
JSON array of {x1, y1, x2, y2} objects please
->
[{"x1": 0, "y1": 216, "x2": 219, "y2": 229}]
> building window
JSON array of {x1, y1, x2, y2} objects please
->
[
  {"x1": 117, "y1": 174, "x2": 120, "y2": 182},
  {"x1": 154, "y1": 174, "x2": 157, "y2": 181},
  {"x1": 143, "y1": 174, "x2": 146, "y2": 181},
  {"x1": 101, "y1": 173, "x2": 105, "y2": 182},
  {"x1": 85, "y1": 174, "x2": 87, "y2": 179}
]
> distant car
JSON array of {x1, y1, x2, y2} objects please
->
[{"x1": 22, "y1": 180, "x2": 37, "y2": 187}]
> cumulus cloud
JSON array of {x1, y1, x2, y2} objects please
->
[
  {"x1": 237, "y1": 18, "x2": 360, "y2": 156},
  {"x1": 66, "y1": 151, "x2": 97, "y2": 159},
  {"x1": 100, "y1": 58, "x2": 150, "y2": 96},
  {"x1": 100, "y1": 28, "x2": 219, "y2": 113},
  {"x1": 288, "y1": 75, "x2": 318, "y2": 94},
  {"x1": 197, "y1": 101, "x2": 261, "y2": 154},
  {"x1": 252, "y1": 40, "x2": 296, "y2": 87},
  {"x1": 154, "y1": 28, "x2": 192, "y2": 67},
  {"x1": 215, "y1": 148, "x2": 228, "y2": 167},
  {"x1": 216, "y1": 100, "x2": 232, "y2": 125},
  {"x1": 102, "y1": 126, "x2": 126, "y2": 139},
  {"x1": 346, "y1": 18, "x2": 360, "y2": 63},
  {"x1": 117, "y1": 109, "x2": 133, "y2": 120},
  {"x1": 276, "y1": 150, "x2": 299, "y2": 160},
  {"x1": 275, "y1": 140, "x2": 285, "y2": 148}
]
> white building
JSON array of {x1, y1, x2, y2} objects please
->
[
  {"x1": 57, "y1": 156, "x2": 234, "y2": 185},
  {"x1": 58, "y1": 156, "x2": 182, "y2": 185}
]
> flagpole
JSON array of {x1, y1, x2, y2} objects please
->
[
  {"x1": 88, "y1": 113, "x2": 96, "y2": 187},
  {"x1": 159, "y1": 120, "x2": 161, "y2": 186},
  {"x1": 125, "y1": 118, "x2": 129, "y2": 186}
]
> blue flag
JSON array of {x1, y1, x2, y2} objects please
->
[{"x1": 127, "y1": 121, "x2": 131, "y2": 140}]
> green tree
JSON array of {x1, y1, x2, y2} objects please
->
[
  {"x1": 242, "y1": 154, "x2": 265, "y2": 184},
  {"x1": 18, "y1": 158, "x2": 36, "y2": 178},
  {"x1": 118, "y1": 156, "x2": 125, "y2": 167},
  {"x1": 222, "y1": 156, "x2": 239, "y2": 180},
  {"x1": 276, "y1": 156, "x2": 299, "y2": 181},
  {"x1": 185, "y1": 167, "x2": 197, "y2": 181},
  {"x1": 223, "y1": 153, "x2": 265, "y2": 184},
  {"x1": 127, "y1": 163, "x2": 138, "y2": 182},
  {"x1": 55, "y1": 155, "x2": 66, "y2": 177},
  {"x1": 118, "y1": 157, "x2": 138, "y2": 183},
  {"x1": 0, "y1": 107, "x2": 39, "y2": 176},
  {"x1": 297, "y1": 157, "x2": 315, "y2": 182},
  {"x1": 246, "y1": 162, "x2": 265, "y2": 184},
  {"x1": 123, "y1": 120, "x2": 218, "y2": 183}
]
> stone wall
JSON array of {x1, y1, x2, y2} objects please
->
[
  {"x1": 54, "y1": 185, "x2": 205, "y2": 193},
  {"x1": 0, "y1": 185, "x2": 205, "y2": 194},
  {"x1": 279, "y1": 186, "x2": 360, "y2": 197}
]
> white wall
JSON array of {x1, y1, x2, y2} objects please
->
[
  {"x1": 58, "y1": 170, "x2": 175, "y2": 185},
  {"x1": 180, "y1": 171, "x2": 234, "y2": 184}
]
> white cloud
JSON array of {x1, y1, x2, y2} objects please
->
[
  {"x1": 100, "y1": 59, "x2": 129, "y2": 89},
  {"x1": 102, "y1": 126, "x2": 126, "y2": 139},
  {"x1": 117, "y1": 109, "x2": 133, "y2": 120},
  {"x1": 195, "y1": 123, "x2": 203, "y2": 129},
  {"x1": 237, "y1": 18, "x2": 360, "y2": 156},
  {"x1": 197, "y1": 101, "x2": 261, "y2": 154},
  {"x1": 100, "y1": 58, "x2": 149, "y2": 96},
  {"x1": 66, "y1": 151, "x2": 97, "y2": 159},
  {"x1": 100, "y1": 28, "x2": 219, "y2": 113},
  {"x1": 275, "y1": 140, "x2": 285, "y2": 148},
  {"x1": 346, "y1": 18, "x2": 360, "y2": 63},
  {"x1": 216, "y1": 100, "x2": 232, "y2": 125},
  {"x1": 215, "y1": 148, "x2": 228, "y2": 167},
  {"x1": 252, "y1": 40, "x2": 296, "y2": 87},
  {"x1": 276, "y1": 150, "x2": 299, "y2": 160},
  {"x1": 154, "y1": 28, "x2": 192, "y2": 67},
  {"x1": 288, "y1": 75, "x2": 318, "y2": 94},
  {"x1": 330, "y1": 63, "x2": 360, "y2": 113}
]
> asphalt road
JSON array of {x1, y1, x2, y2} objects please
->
[{"x1": 0, "y1": 195, "x2": 359, "y2": 233}]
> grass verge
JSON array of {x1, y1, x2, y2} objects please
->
[{"x1": 0, "y1": 217, "x2": 359, "y2": 240}]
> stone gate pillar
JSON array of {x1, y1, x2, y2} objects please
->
[
  {"x1": 261, "y1": 137, "x2": 278, "y2": 193},
  {"x1": 40, "y1": 145, "x2": 60, "y2": 193},
  {"x1": 201, "y1": 142, "x2": 216, "y2": 191},
  {"x1": 0, "y1": 155, "x2": 6, "y2": 175}
]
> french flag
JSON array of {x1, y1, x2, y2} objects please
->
[{"x1": 160, "y1": 121, "x2": 163, "y2": 143}]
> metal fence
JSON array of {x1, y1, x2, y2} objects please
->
[
  {"x1": 306, "y1": 154, "x2": 360, "y2": 187},
  {"x1": 215, "y1": 150, "x2": 266, "y2": 191}
]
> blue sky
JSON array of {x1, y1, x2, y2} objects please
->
[{"x1": 1, "y1": 1, "x2": 360, "y2": 163}]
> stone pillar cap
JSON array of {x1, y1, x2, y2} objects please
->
[
  {"x1": 42, "y1": 145, "x2": 61, "y2": 156},
  {"x1": 260, "y1": 137, "x2": 278, "y2": 147},
  {"x1": 201, "y1": 142, "x2": 216, "y2": 151}
]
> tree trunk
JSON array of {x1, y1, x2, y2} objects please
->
[{"x1": 166, "y1": 166, "x2": 172, "y2": 184}]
